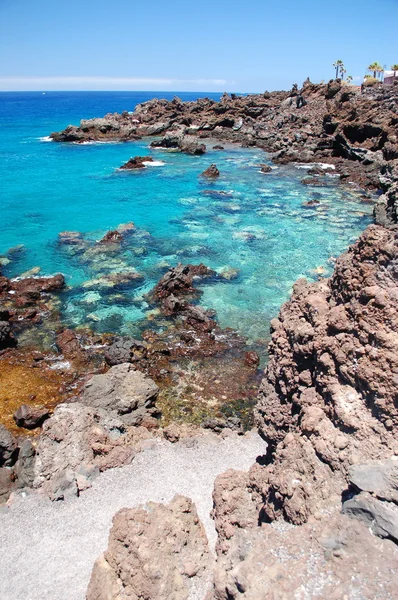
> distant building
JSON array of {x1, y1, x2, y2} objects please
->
[{"x1": 384, "y1": 70, "x2": 398, "y2": 85}]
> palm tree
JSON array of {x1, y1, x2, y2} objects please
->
[
  {"x1": 391, "y1": 64, "x2": 398, "y2": 75},
  {"x1": 333, "y1": 60, "x2": 344, "y2": 79},
  {"x1": 346, "y1": 75, "x2": 353, "y2": 84},
  {"x1": 368, "y1": 62, "x2": 383, "y2": 79},
  {"x1": 340, "y1": 67, "x2": 347, "y2": 80}
]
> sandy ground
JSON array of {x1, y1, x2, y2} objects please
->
[{"x1": 0, "y1": 431, "x2": 265, "y2": 600}]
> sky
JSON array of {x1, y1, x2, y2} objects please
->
[{"x1": 0, "y1": 0, "x2": 397, "y2": 92}]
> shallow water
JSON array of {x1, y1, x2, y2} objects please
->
[{"x1": 0, "y1": 92, "x2": 373, "y2": 343}]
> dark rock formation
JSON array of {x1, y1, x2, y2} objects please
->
[
  {"x1": 87, "y1": 495, "x2": 212, "y2": 600},
  {"x1": 50, "y1": 82, "x2": 398, "y2": 192},
  {"x1": 119, "y1": 156, "x2": 154, "y2": 170}
]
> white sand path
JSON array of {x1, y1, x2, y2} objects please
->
[{"x1": 0, "y1": 431, "x2": 265, "y2": 600}]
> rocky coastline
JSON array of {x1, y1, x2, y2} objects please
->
[{"x1": 1, "y1": 80, "x2": 398, "y2": 598}]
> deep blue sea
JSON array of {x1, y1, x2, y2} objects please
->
[{"x1": 0, "y1": 91, "x2": 373, "y2": 343}]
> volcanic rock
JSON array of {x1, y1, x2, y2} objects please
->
[
  {"x1": 87, "y1": 495, "x2": 212, "y2": 600},
  {"x1": 119, "y1": 156, "x2": 154, "y2": 170},
  {"x1": 33, "y1": 402, "x2": 135, "y2": 499}
]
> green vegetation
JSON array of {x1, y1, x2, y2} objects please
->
[
  {"x1": 368, "y1": 62, "x2": 383, "y2": 79},
  {"x1": 333, "y1": 59, "x2": 345, "y2": 79}
]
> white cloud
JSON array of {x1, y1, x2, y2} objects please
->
[{"x1": 0, "y1": 76, "x2": 230, "y2": 91}]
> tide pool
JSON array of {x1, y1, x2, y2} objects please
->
[{"x1": 0, "y1": 92, "x2": 373, "y2": 344}]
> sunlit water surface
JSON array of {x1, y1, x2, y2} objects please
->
[{"x1": 1, "y1": 92, "x2": 373, "y2": 343}]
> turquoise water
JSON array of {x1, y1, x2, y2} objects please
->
[{"x1": 0, "y1": 92, "x2": 373, "y2": 343}]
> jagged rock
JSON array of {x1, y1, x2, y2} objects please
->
[
  {"x1": 260, "y1": 164, "x2": 272, "y2": 173},
  {"x1": 0, "y1": 425, "x2": 17, "y2": 467},
  {"x1": 98, "y1": 230, "x2": 124, "y2": 244},
  {"x1": 33, "y1": 403, "x2": 134, "y2": 499},
  {"x1": 201, "y1": 164, "x2": 220, "y2": 178},
  {"x1": 253, "y1": 225, "x2": 398, "y2": 524},
  {"x1": 78, "y1": 363, "x2": 160, "y2": 426},
  {"x1": 13, "y1": 404, "x2": 50, "y2": 429},
  {"x1": 151, "y1": 263, "x2": 215, "y2": 302},
  {"x1": 87, "y1": 495, "x2": 212, "y2": 600}
]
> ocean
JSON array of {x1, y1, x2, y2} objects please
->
[{"x1": 0, "y1": 91, "x2": 372, "y2": 343}]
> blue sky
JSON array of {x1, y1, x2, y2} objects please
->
[{"x1": 0, "y1": 0, "x2": 397, "y2": 92}]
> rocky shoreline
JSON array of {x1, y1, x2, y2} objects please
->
[{"x1": 1, "y1": 80, "x2": 398, "y2": 598}]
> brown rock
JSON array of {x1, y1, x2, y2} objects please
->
[
  {"x1": 87, "y1": 495, "x2": 212, "y2": 600},
  {"x1": 119, "y1": 156, "x2": 154, "y2": 170},
  {"x1": 201, "y1": 164, "x2": 220, "y2": 178}
]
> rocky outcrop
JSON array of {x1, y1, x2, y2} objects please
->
[
  {"x1": 250, "y1": 225, "x2": 398, "y2": 524},
  {"x1": 50, "y1": 83, "x2": 398, "y2": 191},
  {"x1": 87, "y1": 495, "x2": 212, "y2": 600}
]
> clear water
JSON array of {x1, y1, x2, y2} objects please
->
[{"x1": 0, "y1": 92, "x2": 373, "y2": 343}]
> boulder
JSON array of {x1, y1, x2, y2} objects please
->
[
  {"x1": 78, "y1": 363, "x2": 159, "y2": 426},
  {"x1": 87, "y1": 495, "x2": 212, "y2": 600}
]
